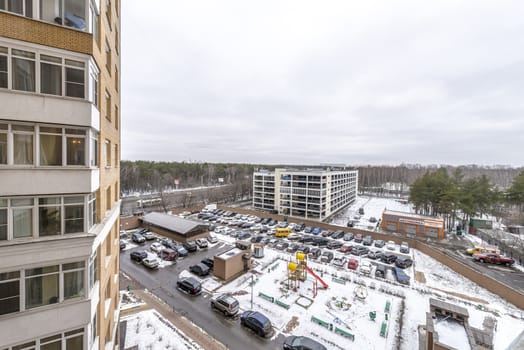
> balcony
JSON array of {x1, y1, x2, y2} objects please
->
[{"x1": 0, "y1": 167, "x2": 99, "y2": 196}]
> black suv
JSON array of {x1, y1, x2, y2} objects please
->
[
  {"x1": 331, "y1": 230, "x2": 345, "y2": 239},
  {"x1": 240, "y1": 310, "x2": 273, "y2": 338},
  {"x1": 176, "y1": 277, "x2": 202, "y2": 295},
  {"x1": 189, "y1": 263, "x2": 210, "y2": 276},
  {"x1": 395, "y1": 257, "x2": 413, "y2": 269},
  {"x1": 283, "y1": 336, "x2": 327, "y2": 350},
  {"x1": 201, "y1": 258, "x2": 214, "y2": 270},
  {"x1": 312, "y1": 237, "x2": 329, "y2": 247},
  {"x1": 381, "y1": 252, "x2": 398, "y2": 264},
  {"x1": 130, "y1": 250, "x2": 147, "y2": 262},
  {"x1": 326, "y1": 240, "x2": 343, "y2": 250}
]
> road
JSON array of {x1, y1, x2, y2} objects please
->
[{"x1": 120, "y1": 240, "x2": 286, "y2": 350}]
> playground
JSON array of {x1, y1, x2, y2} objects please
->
[{"x1": 215, "y1": 248, "x2": 402, "y2": 349}]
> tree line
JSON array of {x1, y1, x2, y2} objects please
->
[{"x1": 409, "y1": 168, "x2": 524, "y2": 228}]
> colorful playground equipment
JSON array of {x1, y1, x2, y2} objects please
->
[{"x1": 287, "y1": 252, "x2": 329, "y2": 294}]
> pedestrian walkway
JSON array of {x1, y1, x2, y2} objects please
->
[{"x1": 120, "y1": 288, "x2": 226, "y2": 350}]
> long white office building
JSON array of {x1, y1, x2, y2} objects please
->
[{"x1": 253, "y1": 168, "x2": 358, "y2": 221}]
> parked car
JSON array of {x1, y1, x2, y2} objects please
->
[
  {"x1": 339, "y1": 244, "x2": 353, "y2": 254},
  {"x1": 283, "y1": 336, "x2": 327, "y2": 350},
  {"x1": 304, "y1": 226, "x2": 312, "y2": 233},
  {"x1": 207, "y1": 234, "x2": 218, "y2": 243},
  {"x1": 353, "y1": 234, "x2": 363, "y2": 243},
  {"x1": 131, "y1": 232, "x2": 146, "y2": 244},
  {"x1": 237, "y1": 232, "x2": 252, "y2": 240},
  {"x1": 275, "y1": 242, "x2": 290, "y2": 250},
  {"x1": 299, "y1": 235, "x2": 314, "y2": 244},
  {"x1": 400, "y1": 242, "x2": 410, "y2": 254},
  {"x1": 351, "y1": 246, "x2": 369, "y2": 256},
  {"x1": 210, "y1": 294, "x2": 240, "y2": 316},
  {"x1": 195, "y1": 238, "x2": 208, "y2": 249},
  {"x1": 381, "y1": 252, "x2": 398, "y2": 264},
  {"x1": 395, "y1": 257, "x2": 413, "y2": 269},
  {"x1": 298, "y1": 245, "x2": 310, "y2": 254},
  {"x1": 393, "y1": 266, "x2": 410, "y2": 285},
  {"x1": 183, "y1": 241, "x2": 198, "y2": 252},
  {"x1": 159, "y1": 248, "x2": 178, "y2": 261},
  {"x1": 142, "y1": 256, "x2": 160, "y2": 269},
  {"x1": 142, "y1": 231, "x2": 156, "y2": 240},
  {"x1": 332, "y1": 256, "x2": 347, "y2": 268},
  {"x1": 160, "y1": 238, "x2": 174, "y2": 248},
  {"x1": 321, "y1": 230, "x2": 333, "y2": 237},
  {"x1": 130, "y1": 250, "x2": 147, "y2": 262},
  {"x1": 360, "y1": 260, "x2": 372, "y2": 274},
  {"x1": 119, "y1": 241, "x2": 126, "y2": 250},
  {"x1": 150, "y1": 242, "x2": 163, "y2": 253},
  {"x1": 362, "y1": 235, "x2": 373, "y2": 246},
  {"x1": 375, "y1": 264, "x2": 387, "y2": 278},
  {"x1": 367, "y1": 250, "x2": 383, "y2": 260},
  {"x1": 309, "y1": 248, "x2": 322, "y2": 260},
  {"x1": 312, "y1": 227, "x2": 322, "y2": 235},
  {"x1": 312, "y1": 237, "x2": 329, "y2": 247},
  {"x1": 343, "y1": 233, "x2": 354, "y2": 241},
  {"x1": 369, "y1": 216, "x2": 377, "y2": 223},
  {"x1": 331, "y1": 230, "x2": 345, "y2": 239},
  {"x1": 473, "y1": 253, "x2": 515, "y2": 266},
  {"x1": 176, "y1": 277, "x2": 202, "y2": 295},
  {"x1": 347, "y1": 258, "x2": 359, "y2": 270},
  {"x1": 201, "y1": 258, "x2": 214, "y2": 270},
  {"x1": 286, "y1": 243, "x2": 300, "y2": 253},
  {"x1": 240, "y1": 310, "x2": 273, "y2": 338},
  {"x1": 189, "y1": 263, "x2": 210, "y2": 276},
  {"x1": 320, "y1": 251, "x2": 334, "y2": 263},
  {"x1": 326, "y1": 240, "x2": 343, "y2": 250},
  {"x1": 287, "y1": 233, "x2": 301, "y2": 241},
  {"x1": 251, "y1": 235, "x2": 264, "y2": 243},
  {"x1": 374, "y1": 240, "x2": 385, "y2": 248},
  {"x1": 386, "y1": 241, "x2": 396, "y2": 250},
  {"x1": 174, "y1": 245, "x2": 188, "y2": 257}
]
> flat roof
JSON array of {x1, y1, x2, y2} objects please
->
[
  {"x1": 384, "y1": 209, "x2": 444, "y2": 223},
  {"x1": 434, "y1": 317, "x2": 471, "y2": 350},
  {"x1": 141, "y1": 212, "x2": 207, "y2": 235},
  {"x1": 430, "y1": 298, "x2": 469, "y2": 317},
  {"x1": 216, "y1": 248, "x2": 244, "y2": 260}
]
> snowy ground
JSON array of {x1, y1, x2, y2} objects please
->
[{"x1": 330, "y1": 196, "x2": 414, "y2": 230}]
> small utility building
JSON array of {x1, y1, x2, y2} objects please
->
[
  {"x1": 214, "y1": 247, "x2": 252, "y2": 282},
  {"x1": 381, "y1": 210, "x2": 445, "y2": 239},
  {"x1": 140, "y1": 212, "x2": 208, "y2": 243}
]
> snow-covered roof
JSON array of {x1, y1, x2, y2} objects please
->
[
  {"x1": 141, "y1": 212, "x2": 207, "y2": 235},
  {"x1": 216, "y1": 248, "x2": 243, "y2": 260},
  {"x1": 434, "y1": 318, "x2": 471, "y2": 350},
  {"x1": 383, "y1": 209, "x2": 444, "y2": 224}
]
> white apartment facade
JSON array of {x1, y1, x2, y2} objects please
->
[
  {"x1": 0, "y1": 1, "x2": 121, "y2": 349},
  {"x1": 253, "y1": 168, "x2": 358, "y2": 221}
]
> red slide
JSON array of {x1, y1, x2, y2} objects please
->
[{"x1": 305, "y1": 266, "x2": 329, "y2": 289}]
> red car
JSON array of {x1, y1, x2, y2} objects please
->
[
  {"x1": 473, "y1": 253, "x2": 514, "y2": 266},
  {"x1": 347, "y1": 258, "x2": 359, "y2": 270},
  {"x1": 339, "y1": 244, "x2": 353, "y2": 254}
]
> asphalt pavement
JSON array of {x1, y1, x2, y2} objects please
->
[{"x1": 120, "y1": 240, "x2": 286, "y2": 350}]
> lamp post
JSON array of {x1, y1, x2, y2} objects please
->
[{"x1": 250, "y1": 274, "x2": 254, "y2": 309}]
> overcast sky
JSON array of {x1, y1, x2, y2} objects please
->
[{"x1": 121, "y1": 1, "x2": 524, "y2": 166}]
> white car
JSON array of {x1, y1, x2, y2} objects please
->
[
  {"x1": 142, "y1": 231, "x2": 156, "y2": 240},
  {"x1": 195, "y1": 238, "x2": 208, "y2": 249},
  {"x1": 386, "y1": 241, "x2": 396, "y2": 251},
  {"x1": 142, "y1": 257, "x2": 160, "y2": 269},
  {"x1": 332, "y1": 256, "x2": 347, "y2": 268},
  {"x1": 360, "y1": 260, "x2": 372, "y2": 274},
  {"x1": 207, "y1": 234, "x2": 218, "y2": 243},
  {"x1": 150, "y1": 242, "x2": 163, "y2": 253}
]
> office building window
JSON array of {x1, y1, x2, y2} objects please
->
[
  {"x1": 12, "y1": 49, "x2": 35, "y2": 92},
  {"x1": 63, "y1": 262, "x2": 85, "y2": 300},
  {"x1": 40, "y1": 54, "x2": 62, "y2": 95},
  {"x1": 25, "y1": 265, "x2": 59, "y2": 309},
  {"x1": 39, "y1": 197, "x2": 61, "y2": 237},
  {"x1": 12, "y1": 198, "x2": 33, "y2": 239},
  {"x1": 64, "y1": 196, "x2": 84, "y2": 234}
]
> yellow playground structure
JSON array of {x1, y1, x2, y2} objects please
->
[{"x1": 287, "y1": 252, "x2": 329, "y2": 295}]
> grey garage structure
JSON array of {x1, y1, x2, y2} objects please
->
[{"x1": 140, "y1": 212, "x2": 209, "y2": 243}]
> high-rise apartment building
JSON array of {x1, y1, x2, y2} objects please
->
[
  {"x1": 253, "y1": 168, "x2": 358, "y2": 221},
  {"x1": 0, "y1": 1, "x2": 121, "y2": 349}
]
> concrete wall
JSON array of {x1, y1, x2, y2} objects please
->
[{"x1": 214, "y1": 252, "x2": 246, "y2": 281}]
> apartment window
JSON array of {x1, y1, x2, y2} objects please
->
[
  {"x1": 90, "y1": 70, "x2": 99, "y2": 107},
  {"x1": 0, "y1": 122, "x2": 6, "y2": 164},
  {"x1": 66, "y1": 329, "x2": 84, "y2": 349},
  {"x1": 40, "y1": 54, "x2": 62, "y2": 95},
  {"x1": 66, "y1": 128, "x2": 85, "y2": 165},
  {"x1": 0, "y1": 271, "x2": 20, "y2": 315},
  {"x1": 105, "y1": 0, "x2": 111, "y2": 26},
  {"x1": 12, "y1": 198, "x2": 33, "y2": 239},
  {"x1": 114, "y1": 66, "x2": 118, "y2": 91},
  {"x1": 40, "y1": 0, "x2": 86, "y2": 30},
  {"x1": 106, "y1": 186, "x2": 111, "y2": 210},
  {"x1": 25, "y1": 265, "x2": 59, "y2": 309},
  {"x1": 105, "y1": 91, "x2": 111, "y2": 121},
  {"x1": 105, "y1": 139, "x2": 111, "y2": 166},
  {"x1": 88, "y1": 192, "x2": 97, "y2": 228},
  {"x1": 40, "y1": 334, "x2": 61, "y2": 350},
  {"x1": 105, "y1": 40, "x2": 111, "y2": 73},
  {"x1": 0, "y1": 0, "x2": 33, "y2": 17},
  {"x1": 90, "y1": 133, "x2": 98, "y2": 166},
  {"x1": 38, "y1": 197, "x2": 61, "y2": 237},
  {"x1": 114, "y1": 105, "x2": 119, "y2": 129},
  {"x1": 39, "y1": 127, "x2": 62, "y2": 166},
  {"x1": 12, "y1": 49, "x2": 35, "y2": 92},
  {"x1": 0, "y1": 199, "x2": 6, "y2": 240},
  {"x1": 13, "y1": 125, "x2": 33, "y2": 165},
  {"x1": 114, "y1": 144, "x2": 118, "y2": 167},
  {"x1": 90, "y1": 2, "x2": 100, "y2": 46},
  {"x1": 63, "y1": 262, "x2": 85, "y2": 299},
  {"x1": 88, "y1": 251, "x2": 98, "y2": 290},
  {"x1": 64, "y1": 196, "x2": 84, "y2": 233},
  {"x1": 0, "y1": 46, "x2": 7, "y2": 88},
  {"x1": 115, "y1": 28, "x2": 119, "y2": 54},
  {"x1": 65, "y1": 59, "x2": 85, "y2": 98}
]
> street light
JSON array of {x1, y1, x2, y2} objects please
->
[{"x1": 250, "y1": 274, "x2": 254, "y2": 310}]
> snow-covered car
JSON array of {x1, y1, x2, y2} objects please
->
[
  {"x1": 360, "y1": 260, "x2": 372, "y2": 274},
  {"x1": 195, "y1": 238, "x2": 208, "y2": 249},
  {"x1": 207, "y1": 234, "x2": 218, "y2": 243},
  {"x1": 142, "y1": 257, "x2": 160, "y2": 269},
  {"x1": 150, "y1": 242, "x2": 163, "y2": 253},
  {"x1": 142, "y1": 231, "x2": 156, "y2": 240},
  {"x1": 386, "y1": 241, "x2": 396, "y2": 250},
  {"x1": 332, "y1": 256, "x2": 347, "y2": 268}
]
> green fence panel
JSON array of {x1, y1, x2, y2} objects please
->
[
  {"x1": 334, "y1": 327, "x2": 355, "y2": 341},
  {"x1": 311, "y1": 316, "x2": 332, "y2": 330},
  {"x1": 258, "y1": 292, "x2": 274, "y2": 303},
  {"x1": 380, "y1": 321, "x2": 387, "y2": 337},
  {"x1": 385, "y1": 300, "x2": 391, "y2": 313},
  {"x1": 275, "y1": 300, "x2": 290, "y2": 309}
]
